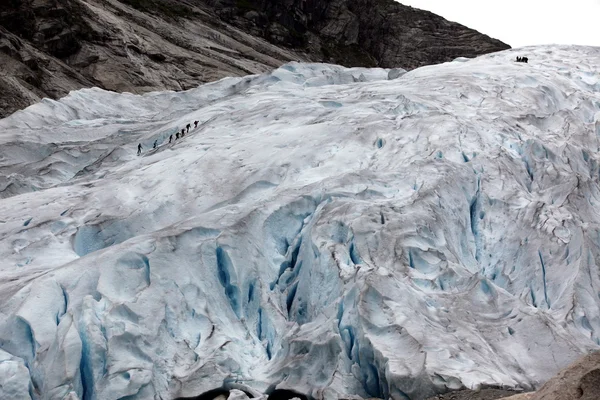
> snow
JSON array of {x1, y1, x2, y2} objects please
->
[{"x1": 0, "y1": 46, "x2": 599, "y2": 399}]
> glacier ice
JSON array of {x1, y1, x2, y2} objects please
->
[{"x1": 0, "y1": 47, "x2": 599, "y2": 399}]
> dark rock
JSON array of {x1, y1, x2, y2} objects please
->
[
  {"x1": 388, "y1": 68, "x2": 406, "y2": 80},
  {"x1": 0, "y1": 28, "x2": 22, "y2": 57},
  {"x1": 0, "y1": 0, "x2": 510, "y2": 118},
  {"x1": 148, "y1": 52, "x2": 166, "y2": 62},
  {"x1": 502, "y1": 351, "x2": 600, "y2": 400},
  {"x1": 425, "y1": 388, "x2": 525, "y2": 400},
  {"x1": 21, "y1": 53, "x2": 39, "y2": 70}
]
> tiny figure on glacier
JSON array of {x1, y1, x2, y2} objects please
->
[
  {"x1": 181, "y1": 128, "x2": 185, "y2": 137},
  {"x1": 169, "y1": 134, "x2": 173, "y2": 144},
  {"x1": 194, "y1": 120, "x2": 199, "y2": 128},
  {"x1": 186, "y1": 123, "x2": 191, "y2": 133},
  {"x1": 176, "y1": 132, "x2": 180, "y2": 140},
  {"x1": 137, "y1": 143, "x2": 142, "y2": 156},
  {"x1": 153, "y1": 140, "x2": 158, "y2": 149}
]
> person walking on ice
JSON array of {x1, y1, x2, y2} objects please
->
[
  {"x1": 186, "y1": 123, "x2": 191, "y2": 133},
  {"x1": 194, "y1": 121, "x2": 199, "y2": 129},
  {"x1": 153, "y1": 140, "x2": 158, "y2": 149},
  {"x1": 169, "y1": 134, "x2": 173, "y2": 143},
  {"x1": 137, "y1": 143, "x2": 142, "y2": 156},
  {"x1": 181, "y1": 128, "x2": 185, "y2": 137}
]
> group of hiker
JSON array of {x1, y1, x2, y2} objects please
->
[
  {"x1": 516, "y1": 56, "x2": 528, "y2": 63},
  {"x1": 137, "y1": 120, "x2": 200, "y2": 156}
]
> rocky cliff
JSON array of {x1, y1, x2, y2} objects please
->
[
  {"x1": 504, "y1": 352, "x2": 600, "y2": 400},
  {"x1": 0, "y1": 0, "x2": 509, "y2": 117}
]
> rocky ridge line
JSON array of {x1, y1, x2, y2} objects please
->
[{"x1": 0, "y1": 0, "x2": 509, "y2": 117}]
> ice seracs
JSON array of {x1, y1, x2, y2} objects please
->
[{"x1": 0, "y1": 46, "x2": 599, "y2": 399}]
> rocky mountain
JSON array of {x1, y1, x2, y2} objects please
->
[
  {"x1": 427, "y1": 351, "x2": 600, "y2": 400},
  {"x1": 0, "y1": 0, "x2": 509, "y2": 118},
  {"x1": 504, "y1": 352, "x2": 600, "y2": 400}
]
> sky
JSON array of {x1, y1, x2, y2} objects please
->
[{"x1": 399, "y1": 0, "x2": 600, "y2": 48}]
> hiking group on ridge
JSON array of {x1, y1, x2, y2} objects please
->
[
  {"x1": 137, "y1": 55, "x2": 532, "y2": 157},
  {"x1": 137, "y1": 120, "x2": 200, "y2": 156}
]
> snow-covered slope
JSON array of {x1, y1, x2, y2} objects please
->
[{"x1": 0, "y1": 45, "x2": 599, "y2": 400}]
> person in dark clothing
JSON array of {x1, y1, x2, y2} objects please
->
[
  {"x1": 516, "y1": 56, "x2": 522, "y2": 62},
  {"x1": 523, "y1": 57, "x2": 528, "y2": 63},
  {"x1": 181, "y1": 128, "x2": 185, "y2": 137},
  {"x1": 186, "y1": 123, "x2": 191, "y2": 133},
  {"x1": 137, "y1": 143, "x2": 142, "y2": 156},
  {"x1": 153, "y1": 140, "x2": 158, "y2": 149},
  {"x1": 194, "y1": 121, "x2": 199, "y2": 128},
  {"x1": 169, "y1": 134, "x2": 173, "y2": 143},
  {"x1": 176, "y1": 132, "x2": 180, "y2": 139}
]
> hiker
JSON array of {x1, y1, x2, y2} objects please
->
[
  {"x1": 522, "y1": 56, "x2": 528, "y2": 63},
  {"x1": 137, "y1": 143, "x2": 142, "y2": 156},
  {"x1": 516, "y1": 56, "x2": 522, "y2": 62},
  {"x1": 176, "y1": 132, "x2": 180, "y2": 140},
  {"x1": 181, "y1": 128, "x2": 185, "y2": 137},
  {"x1": 153, "y1": 140, "x2": 158, "y2": 149},
  {"x1": 169, "y1": 134, "x2": 173, "y2": 143},
  {"x1": 194, "y1": 120, "x2": 199, "y2": 128},
  {"x1": 186, "y1": 123, "x2": 191, "y2": 133}
]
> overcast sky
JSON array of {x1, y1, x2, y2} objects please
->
[{"x1": 399, "y1": 0, "x2": 600, "y2": 48}]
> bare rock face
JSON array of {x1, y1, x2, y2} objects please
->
[
  {"x1": 503, "y1": 352, "x2": 600, "y2": 400},
  {"x1": 213, "y1": 0, "x2": 510, "y2": 69},
  {"x1": 429, "y1": 352, "x2": 600, "y2": 400},
  {"x1": 426, "y1": 389, "x2": 526, "y2": 400},
  {"x1": 0, "y1": 0, "x2": 509, "y2": 117},
  {"x1": 0, "y1": 0, "x2": 299, "y2": 117}
]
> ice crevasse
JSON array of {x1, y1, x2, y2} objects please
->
[{"x1": 0, "y1": 46, "x2": 599, "y2": 399}]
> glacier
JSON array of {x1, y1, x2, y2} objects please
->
[{"x1": 0, "y1": 45, "x2": 599, "y2": 400}]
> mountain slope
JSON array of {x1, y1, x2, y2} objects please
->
[
  {"x1": 0, "y1": 0, "x2": 510, "y2": 118},
  {"x1": 1, "y1": 45, "x2": 598, "y2": 400},
  {"x1": 504, "y1": 351, "x2": 600, "y2": 400}
]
